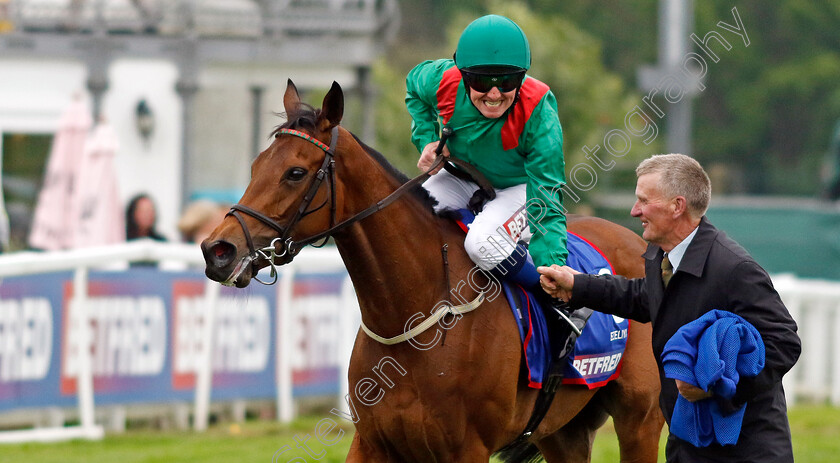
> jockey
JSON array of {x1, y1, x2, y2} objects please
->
[{"x1": 405, "y1": 14, "x2": 567, "y2": 290}]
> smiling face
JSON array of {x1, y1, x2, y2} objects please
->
[
  {"x1": 469, "y1": 86, "x2": 517, "y2": 119},
  {"x1": 630, "y1": 172, "x2": 680, "y2": 249}
]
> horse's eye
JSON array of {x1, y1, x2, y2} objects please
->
[{"x1": 284, "y1": 167, "x2": 308, "y2": 181}]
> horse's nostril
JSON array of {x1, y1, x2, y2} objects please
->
[
  {"x1": 203, "y1": 240, "x2": 237, "y2": 268},
  {"x1": 214, "y1": 245, "x2": 227, "y2": 259}
]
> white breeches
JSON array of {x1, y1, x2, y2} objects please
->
[{"x1": 423, "y1": 169, "x2": 532, "y2": 271}]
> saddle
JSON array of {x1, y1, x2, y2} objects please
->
[
  {"x1": 498, "y1": 236, "x2": 626, "y2": 450},
  {"x1": 448, "y1": 208, "x2": 627, "y2": 447},
  {"x1": 438, "y1": 158, "x2": 626, "y2": 388}
]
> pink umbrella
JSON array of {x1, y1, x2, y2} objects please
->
[
  {"x1": 71, "y1": 120, "x2": 125, "y2": 248},
  {"x1": 29, "y1": 95, "x2": 93, "y2": 250}
]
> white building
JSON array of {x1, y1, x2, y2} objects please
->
[{"x1": 0, "y1": 0, "x2": 398, "y2": 246}]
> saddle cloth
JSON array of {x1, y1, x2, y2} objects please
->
[
  {"x1": 503, "y1": 233, "x2": 629, "y2": 389},
  {"x1": 452, "y1": 211, "x2": 629, "y2": 389}
]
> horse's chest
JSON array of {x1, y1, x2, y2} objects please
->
[
  {"x1": 356, "y1": 392, "x2": 469, "y2": 463},
  {"x1": 351, "y1": 370, "x2": 467, "y2": 439}
]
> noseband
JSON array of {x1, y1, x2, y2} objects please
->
[
  {"x1": 224, "y1": 126, "x2": 338, "y2": 285},
  {"x1": 225, "y1": 125, "x2": 445, "y2": 285}
]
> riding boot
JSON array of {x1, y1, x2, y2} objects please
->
[
  {"x1": 489, "y1": 242, "x2": 540, "y2": 290},
  {"x1": 544, "y1": 303, "x2": 594, "y2": 391}
]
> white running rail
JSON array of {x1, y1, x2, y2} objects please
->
[{"x1": 0, "y1": 240, "x2": 350, "y2": 443}]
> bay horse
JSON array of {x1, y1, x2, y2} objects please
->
[{"x1": 202, "y1": 80, "x2": 663, "y2": 462}]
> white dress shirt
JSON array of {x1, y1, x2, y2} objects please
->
[{"x1": 665, "y1": 226, "x2": 699, "y2": 271}]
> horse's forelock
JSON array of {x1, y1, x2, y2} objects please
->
[
  {"x1": 271, "y1": 103, "x2": 319, "y2": 137},
  {"x1": 268, "y1": 105, "x2": 438, "y2": 214}
]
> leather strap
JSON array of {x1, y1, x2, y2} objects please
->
[
  {"x1": 360, "y1": 292, "x2": 485, "y2": 345},
  {"x1": 443, "y1": 157, "x2": 496, "y2": 213},
  {"x1": 289, "y1": 153, "x2": 448, "y2": 251},
  {"x1": 444, "y1": 157, "x2": 496, "y2": 200}
]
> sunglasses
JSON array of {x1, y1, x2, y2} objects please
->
[{"x1": 461, "y1": 70, "x2": 526, "y2": 93}]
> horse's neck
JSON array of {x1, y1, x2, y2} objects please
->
[{"x1": 333, "y1": 165, "x2": 455, "y2": 337}]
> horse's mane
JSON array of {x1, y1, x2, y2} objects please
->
[{"x1": 273, "y1": 104, "x2": 439, "y2": 213}]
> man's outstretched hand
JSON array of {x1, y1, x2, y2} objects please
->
[{"x1": 537, "y1": 264, "x2": 579, "y2": 302}]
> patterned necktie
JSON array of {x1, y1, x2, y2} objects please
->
[{"x1": 661, "y1": 254, "x2": 674, "y2": 288}]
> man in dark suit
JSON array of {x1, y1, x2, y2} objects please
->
[{"x1": 539, "y1": 154, "x2": 801, "y2": 462}]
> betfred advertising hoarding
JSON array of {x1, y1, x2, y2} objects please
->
[{"x1": 0, "y1": 267, "x2": 349, "y2": 411}]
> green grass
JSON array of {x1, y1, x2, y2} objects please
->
[
  {"x1": 0, "y1": 416, "x2": 354, "y2": 463},
  {"x1": 789, "y1": 405, "x2": 840, "y2": 463},
  {"x1": 1, "y1": 405, "x2": 838, "y2": 462}
]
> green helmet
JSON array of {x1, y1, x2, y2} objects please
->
[{"x1": 454, "y1": 15, "x2": 531, "y2": 72}]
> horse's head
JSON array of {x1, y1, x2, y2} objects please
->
[{"x1": 202, "y1": 79, "x2": 345, "y2": 287}]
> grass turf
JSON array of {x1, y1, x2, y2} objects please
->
[{"x1": 1, "y1": 405, "x2": 837, "y2": 462}]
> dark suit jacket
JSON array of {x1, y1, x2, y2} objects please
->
[{"x1": 570, "y1": 216, "x2": 801, "y2": 462}]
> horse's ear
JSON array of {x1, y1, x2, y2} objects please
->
[
  {"x1": 318, "y1": 81, "x2": 344, "y2": 131},
  {"x1": 284, "y1": 79, "x2": 301, "y2": 114}
]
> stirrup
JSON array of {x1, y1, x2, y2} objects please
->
[
  {"x1": 551, "y1": 298, "x2": 591, "y2": 336},
  {"x1": 544, "y1": 301, "x2": 594, "y2": 393}
]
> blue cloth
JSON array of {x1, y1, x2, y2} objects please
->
[
  {"x1": 565, "y1": 232, "x2": 613, "y2": 276},
  {"x1": 498, "y1": 231, "x2": 624, "y2": 389},
  {"x1": 502, "y1": 281, "x2": 551, "y2": 388},
  {"x1": 662, "y1": 310, "x2": 765, "y2": 447},
  {"x1": 561, "y1": 310, "x2": 628, "y2": 388},
  {"x1": 501, "y1": 282, "x2": 627, "y2": 389},
  {"x1": 451, "y1": 211, "x2": 624, "y2": 389}
]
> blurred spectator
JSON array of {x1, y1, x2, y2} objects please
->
[
  {"x1": 177, "y1": 200, "x2": 227, "y2": 243},
  {"x1": 126, "y1": 193, "x2": 166, "y2": 241}
]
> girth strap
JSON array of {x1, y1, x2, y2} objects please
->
[
  {"x1": 360, "y1": 292, "x2": 485, "y2": 345},
  {"x1": 499, "y1": 305, "x2": 594, "y2": 451}
]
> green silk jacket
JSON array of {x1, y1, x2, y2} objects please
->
[{"x1": 405, "y1": 58, "x2": 568, "y2": 267}]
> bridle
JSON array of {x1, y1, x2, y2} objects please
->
[
  {"x1": 223, "y1": 126, "x2": 338, "y2": 285},
  {"x1": 224, "y1": 124, "x2": 487, "y2": 350},
  {"x1": 223, "y1": 125, "x2": 446, "y2": 286}
]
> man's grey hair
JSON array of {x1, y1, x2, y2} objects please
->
[{"x1": 636, "y1": 153, "x2": 711, "y2": 218}]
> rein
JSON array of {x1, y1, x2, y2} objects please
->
[
  {"x1": 225, "y1": 125, "x2": 483, "y2": 346},
  {"x1": 224, "y1": 126, "x2": 448, "y2": 286},
  {"x1": 225, "y1": 126, "x2": 339, "y2": 285}
]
